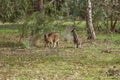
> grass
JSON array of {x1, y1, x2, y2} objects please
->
[
  {"x1": 0, "y1": 29, "x2": 19, "y2": 34},
  {"x1": 0, "y1": 23, "x2": 120, "y2": 80}
]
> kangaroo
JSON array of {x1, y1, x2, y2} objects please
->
[
  {"x1": 71, "y1": 28, "x2": 82, "y2": 48},
  {"x1": 44, "y1": 32, "x2": 59, "y2": 48}
]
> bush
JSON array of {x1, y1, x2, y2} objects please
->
[{"x1": 0, "y1": 0, "x2": 30, "y2": 22}]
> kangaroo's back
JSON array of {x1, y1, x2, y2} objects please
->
[{"x1": 44, "y1": 32, "x2": 59, "y2": 48}]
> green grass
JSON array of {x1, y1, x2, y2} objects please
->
[
  {"x1": 0, "y1": 47, "x2": 120, "y2": 80},
  {"x1": 0, "y1": 29, "x2": 19, "y2": 34},
  {"x1": 0, "y1": 22, "x2": 21, "y2": 34},
  {"x1": 0, "y1": 23, "x2": 120, "y2": 80},
  {"x1": 0, "y1": 40, "x2": 120, "y2": 80}
]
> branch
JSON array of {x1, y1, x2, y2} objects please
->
[{"x1": 49, "y1": 0, "x2": 55, "y2": 4}]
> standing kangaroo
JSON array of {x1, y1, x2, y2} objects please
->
[
  {"x1": 44, "y1": 32, "x2": 59, "y2": 48},
  {"x1": 71, "y1": 28, "x2": 82, "y2": 48}
]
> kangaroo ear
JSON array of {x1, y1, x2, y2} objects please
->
[
  {"x1": 71, "y1": 27, "x2": 76, "y2": 32},
  {"x1": 44, "y1": 34, "x2": 47, "y2": 37}
]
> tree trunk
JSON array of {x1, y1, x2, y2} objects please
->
[
  {"x1": 110, "y1": 16, "x2": 118, "y2": 32},
  {"x1": 86, "y1": 0, "x2": 96, "y2": 40},
  {"x1": 37, "y1": 0, "x2": 44, "y2": 11}
]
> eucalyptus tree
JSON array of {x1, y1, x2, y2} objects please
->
[
  {"x1": 56, "y1": 0, "x2": 97, "y2": 39},
  {"x1": 0, "y1": 0, "x2": 30, "y2": 22},
  {"x1": 86, "y1": 0, "x2": 96, "y2": 40},
  {"x1": 108, "y1": 0, "x2": 120, "y2": 32},
  {"x1": 92, "y1": 0, "x2": 120, "y2": 33}
]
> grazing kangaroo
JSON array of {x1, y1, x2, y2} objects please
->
[
  {"x1": 71, "y1": 28, "x2": 82, "y2": 48},
  {"x1": 44, "y1": 32, "x2": 59, "y2": 48}
]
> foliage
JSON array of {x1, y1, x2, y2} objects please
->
[
  {"x1": 0, "y1": 0, "x2": 120, "y2": 79},
  {"x1": 92, "y1": 0, "x2": 120, "y2": 32},
  {"x1": 20, "y1": 11, "x2": 58, "y2": 38},
  {"x1": 0, "y1": 0, "x2": 30, "y2": 22}
]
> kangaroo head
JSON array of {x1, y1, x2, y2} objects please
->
[
  {"x1": 71, "y1": 27, "x2": 76, "y2": 33},
  {"x1": 44, "y1": 34, "x2": 48, "y2": 40}
]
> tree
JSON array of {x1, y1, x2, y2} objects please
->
[
  {"x1": 109, "y1": 0, "x2": 120, "y2": 32},
  {"x1": 37, "y1": 0, "x2": 44, "y2": 11},
  {"x1": 92, "y1": 0, "x2": 120, "y2": 33},
  {"x1": 0, "y1": 0, "x2": 30, "y2": 22},
  {"x1": 86, "y1": 0, "x2": 96, "y2": 40}
]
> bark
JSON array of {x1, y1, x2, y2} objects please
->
[
  {"x1": 37, "y1": 0, "x2": 44, "y2": 11},
  {"x1": 86, "y1": 0, "x2": 96, "y2": 40},
  {"x1": 49, "y1": 0, "x2": 55, "y2": 4},
  {"x1": 110, "y1": 17, "x2": 118, "y2": 32}
]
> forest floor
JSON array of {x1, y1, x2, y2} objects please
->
[{"x1": 0, "y1": 23, "x2": 120, "y2": 80}]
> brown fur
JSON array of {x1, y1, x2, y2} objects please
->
[
  {"x1": 71, "y1": 28, "x2": 82, "y2": 48},
  {"x1": 44, "y1": 32, "x2": 59, "y2": 48}
]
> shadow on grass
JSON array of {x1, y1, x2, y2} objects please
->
[
  {"x1": 0, "y1": 23, "x2": 21, "y2": 29},
  {"x1": 0, "y1": 41, "x2": 25, "y2": 48}
]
